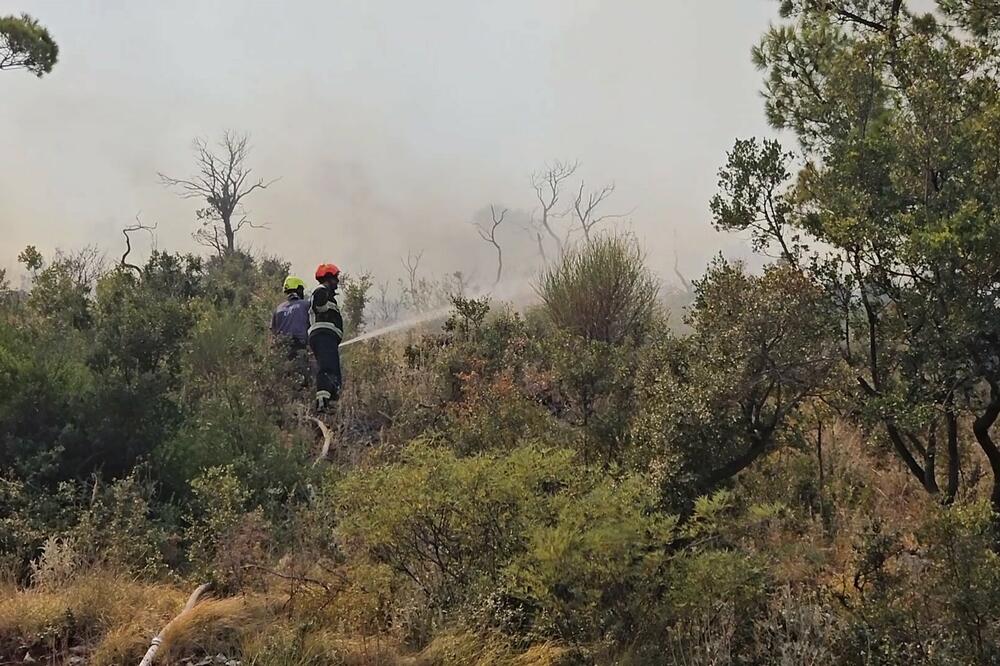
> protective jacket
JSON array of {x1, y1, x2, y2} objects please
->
[
  {"x1": 271, "y1": 294, "x2": 310, "y2": 345},
  {"x1": 308, "y1": 283, "x2": 343, "y2": 341}
]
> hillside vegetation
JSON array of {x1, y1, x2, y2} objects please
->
[
  {"x1": 6, "y1": 1, "x2": 1000, "y2": 664},
  {"x1": 0, "y1": 235, "x2": 997, "y2": 665}
]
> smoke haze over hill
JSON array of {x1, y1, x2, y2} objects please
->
[{"x1": 0, "y1": 1, "x2": 774, "y2": 288}]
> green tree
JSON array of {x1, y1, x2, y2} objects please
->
[
  {"x1": 713, "y1": 0, "x2": 1000, "y2": 510},
  {"x1": 633, "y1": 260, "x2": 839, "y2": 499},
  {"x1": 0, "y1": 14, "x2": 58, "y2": 77},
  {"x1": 342, "y1": 272, "x2": 373, "y2": 339}
]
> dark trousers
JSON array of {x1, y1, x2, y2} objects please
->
[
  {"x1": 309, "y1": 333, "x2": 342, "y2": 401},
  {"x1": 282, "y1": 338, "x2": 309, "y2": 387}
]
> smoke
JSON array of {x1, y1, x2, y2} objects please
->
[{"x1": 0, "y1": 0, "x2": 774, "y2": 289}]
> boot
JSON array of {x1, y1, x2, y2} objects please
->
[{"x1": 315, "y1": 390, "x2": 332, "y2": 413}]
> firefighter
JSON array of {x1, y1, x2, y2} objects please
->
[
  {"x1": 271, "y1": 275, "x2": 310, "y2": 385},
  {"x1": 309, "y1": 264, "x2": 344, "y2": 412}
]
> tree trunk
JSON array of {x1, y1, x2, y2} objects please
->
[
  {"x1": 703, "y1": 434, "x2": 770, "y2": 487},
  {"x1": 972, "y1": 381, "x2": 1000, "y2": 514},
  {"x1": 493, "y1": 245, "x2": 502, "y2": 286},
  {"x1": 924, "y1": 424, "x2": 939, "y2": 494},
  {"x1": 222, "y1": 212, "x2": 235, "y2": 254},
  {"x1": 945, "y1": 404, "x2": 960, "y2": 504},
  {"x1": 858, "y1": 377, "x2": 931, "y2": 487},
  {"x1": 886, "y1": 421, "x2": 935, "y2": 492}
]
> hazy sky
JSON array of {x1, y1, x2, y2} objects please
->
[{"x1": 1, "y1": 1, "x2": 777, "y2": 290}]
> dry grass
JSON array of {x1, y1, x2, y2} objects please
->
[
  {"x1": 159, "y1": 594, "x2": 270, "y2": 660},
  {"x1": 239, "y1": 623, "x2": 407, "y2": 666},
  {"x1": 0, "y1": 571, "x2": 411, "y2": 665},
  {"x1": 0, "y1": 572, "x2": 280, "y2": 665},
  {"x1": 413, "y1": 632, "x2": 574, "y2": 666},
  {"x1": 0, "y1": 572, "x2": 188, "y2": 664}
]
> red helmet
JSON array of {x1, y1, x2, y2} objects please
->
[{"x1": 315, "y1": 263, "x2": 341, "y2": 281}]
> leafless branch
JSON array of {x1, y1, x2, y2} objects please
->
[
  {"x1": 402, "y1": 250, "x2": 423, "y2": 296},
  {"x1": 475, "y1": 205, "x2": 507, "y2": 286},
  {"x1": 375, "y1": 280, "x2": 402, "y2": 325},
  {"x1": 159, "y1": 131, "x2": 277, "y2": 254},
  {"x1": 241, "y1": 563, "x2": 333, "y2": 592},
  {"x1": 233, "y1": 213, "x2": 269, "y2": 233},
  {"x1": 572, "y1": 181, "x2": 631, "y2": 242},
  {"x1": 530, "y1": 160, "x2": 578, "y2": 256},
  {"x1": 121, "y1": 214, "x2": 157, "y2": 274}
]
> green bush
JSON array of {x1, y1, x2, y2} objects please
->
[
  {"x1": 336, "y1": 444, "x2": 583, "y2": 619},
  {"x1": 537, "y1": 331, "x2": 641, "y2": 467},
  {"x1": 185, "y1": 465, "x2": 271, "y2": 588},
  {"x1": 537, "y1": 234, "x2": 659, "y2": 345},
  {"x1": 501, "y1": 475, "x2": 675, "y2": 643},
  {"x1": 69, "y1": 472, "x2": 167, "y2": 578}
]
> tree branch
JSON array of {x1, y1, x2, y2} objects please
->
[{"x1": 121, "y1": 215, "x2": 157, "y2": 275}]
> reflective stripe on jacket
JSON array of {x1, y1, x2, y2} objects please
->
[{"x1": 309, "y1": 283, "x2": 344, "y2": 340}]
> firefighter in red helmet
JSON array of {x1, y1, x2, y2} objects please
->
[{"x1": 309, "y1": 263, "x2": 343, "y2": 412}]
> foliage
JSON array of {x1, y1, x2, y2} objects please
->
[
  {"x1": 502, "y1": 475, "x2": 676, "y2": 643},
  {"x1": 10, "y1": 5, "x2": 1000, "y2": 658},
  {"x1": 0, "y1": 13, "x2": 58, "y2": 76},
  {"x1": 536, "y1": 330, "x2": 641, "y2": 466},
  {"x1": 713, "y1": 0, "x2": 1000, "y2": 509},
  {"x1": 336, "y1": 444, "x2": 582, "y2": 615},
  {"x1": 537, "y1": 233, "x2": 659, "y2": 345},
  {"x1": 632, "y1": 260, "x2": 839, "y2": 503},
  {"x1": 342, "y1": 271, "x2": 373, "y2": 338},
  {"x1": 184, "y1": 465, "x2": 271, "y2": 588},
  {"x1": 68, "y1": 473, "x2": 167, "y2": 577}
]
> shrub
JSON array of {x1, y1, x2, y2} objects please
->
[
  {"x1": 185, "y1": 465, "x2": 271, "y2": 588},
  {"x1": 537, "y1": 234, "x2": 658, "y2": 345},
  {"x1": 29, "y1": 536, "x2": 82, "y2": 589},
  {"x1": 342, "y1": 272, "x2": 374, "y2": 338},
  {"x1": 69, "y1": 472, "x2": 167, "y2": 577},
  {"x1": 501, "y1": 475, "x2": 676, "y2": 643},
  {"x1": 442, "y1": 370, "x2": 564, "y2": 456},
  {"x1": 536, "y1": 331, "x2": 640, "y2": 466},
  {"x1": 336, "y1": 444, "x2": 583, "y2": 620}
]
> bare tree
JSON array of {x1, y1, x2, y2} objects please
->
[
  {"x1": 475, "y1": 205, "x2": 507, "y2": 287},
  {"x1": 450, "y1": 270, "x2": 470, "y2": 298},
  {"x1": 375, "y1": 280, "x2": 402, "y2": 326},
  {"x1": 159, "y1": 131, "x2": 276, "y2": 256},
  {"x1": 61, "y1": 245, "x2": 107, "y2": 292},
  {"x1": 400, "y1": 250, "x2": 429, "y2": 311},
  {"x1": 401, "y1": 250, "x2": 423, "y2": 296},
  {"x1": 572, "y1": 181, "x2": 631, "y2": 243},
  {"x1": 120, "y1": 214, "x2": 157, "y2": 274},
  {"x1": 530, "y1": 160, "x2": 578, "y2": 256}
]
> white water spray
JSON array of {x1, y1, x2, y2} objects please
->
[
  {"x1": 338, "y1": 305, "x2": 454, "y2": 348},
  {"x1": 337, "y1": 279, "x2": 538, "y2": 349}
]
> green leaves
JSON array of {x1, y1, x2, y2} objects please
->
[
  {"x1": 633, "y1": 260, "x2": 839, "y2": 498},
  {"x1": 711, "y1": 138, "x2": 796, "y2": 260},
  {"x1": 537, "y1": 234, "x2": 659, "y2": 346},
  {"x1": 715, "y1": 0, "x2": 1000, "y2": 502},
  {"x1": 0, "y1": 14, "x2": 58, "y2": 77}
]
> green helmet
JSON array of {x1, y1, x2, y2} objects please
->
[{"x1": 283, "y1": 276, "x2": 305, "y2": 292}]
